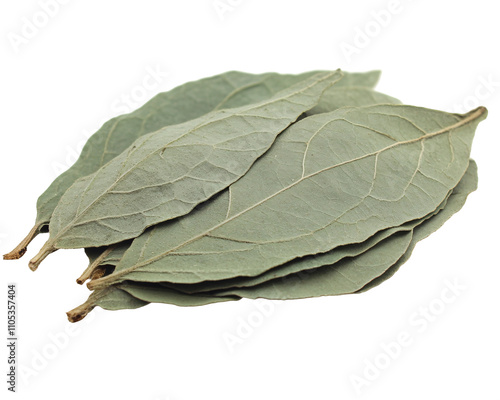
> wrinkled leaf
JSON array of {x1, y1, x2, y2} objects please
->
[
  {"x1": 30, "y1": 70, "x2": 343, "y2": 269},
  {"x1": 8, "y1": 69, "x2": 378, "y2": 260},
  {"x1": 158, "y1": 189, "x2": 453, "y2": 294},
  {"x1": 68, "y1": 160, "x2": 477, "y2": 320},
  {"x1": 357, "y1": 159, "x2": 478, "y2": 293},
  {"x1": 215, "y1": 160, "x2": 478, "y2": 299},
  {"x1": 88, "y1": 105, "x2": 486, "y2": 290},
  {"x1": 81, "y1": 86, "x2": 401, "y2": 284}
]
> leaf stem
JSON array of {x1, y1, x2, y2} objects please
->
[
  {"x1": 28, "y1": 241, "x2": 56, "y2": 271},
  {"x1": 66, "y1": 298, "x2": 96, "y2": 323},
  {"x1": 66, "y1": 287, "x2": 116, "y2": 322},
  {"x1": 3, "y1": 224, "x2": 42, "y2": 260},
  {"x1": 76, "y1": 247, "x2": 113, "y2": 284}
]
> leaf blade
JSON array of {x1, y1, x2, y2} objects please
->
[
  {"x1": 30, "y1": 70, "x2": 343, "y2": 269},
  {"x1": 11, "y1": 69, "x2": 378, "y2": 259},
  {"x1": 89, "y1": 106, "x2": 486, "y2": 288},
  {"x1": 215, "y1": 160, "x2": 478, "y2": 299}
]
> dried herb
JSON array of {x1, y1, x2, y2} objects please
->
[
  {"x1": 66, "y1": 159, "x2": 477, "y2": 322},
  {"x1": 3, "y1": 68, "x2": 486, "y2": 323},
  {"x1": 79, "y1": 85, "x2": 401, "y2": 284},
  {"x1": 87, "y1": 105, "x2": 485, "y2": 291},
  {"x1": 8, "y1": 69, "x2": 377, "y2": 260},
  {"x1": 29, "y1": 71, "x2": 343, "y2": 269}
]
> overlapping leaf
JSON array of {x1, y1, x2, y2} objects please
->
[
  {"x1": 156, "y1": 190, "x2": 453, "y2": 294},
  {"x1": 215, "y1": 160, "x2": 478, "y2": 299},
  {"x1": 7, "y1": 69, "x2": 379, "y2": 260},
  {"x1": 80, "y1": 83, "x2": 402, "y2": 284},
  {"x1": 66, "y1": 160, "x2": 478, "y2": 319},
  {"x1": 357, "y1": 159, "x2": 478, "y2": 294},
  {"x1": 87, "y1": 105, "x2": 486, "y2": 291},
  {"x1": 3, "y1": 66, "x2": 485, "y2": 324},
  {"x1": 29, "y1": 70, "x2": 343, "y2": 269}
]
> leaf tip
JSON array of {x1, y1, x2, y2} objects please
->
[
  {"x1": 477, "y1": 106, "x2": 488, "y2": 118},
  {"x1": 465, "y1": 105, "x2": 488, "y2": 121}
]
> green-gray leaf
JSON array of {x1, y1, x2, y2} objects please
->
[
  {"x1": 66, "y1": 159, "x2": 476, "y2": 320},
  {"x1": 30, "y1": 70, "x2": 343, "y2": 269},
  {"x1": 80, "y1": 86, "x2": 401, "y2": 284},
  {"x1": 66, "y1": 285, "x2": 148, "y2": 323},
  {"x1": 88, "y1": 105, "x2": 486, "y2": 290},
  {"x1": 357, "y1": 159, "x2": 478, "y2": 294},
  {"x1": 214, "y1": 160, "x2": 478, "y2": 299},
  {"x1": 157, "y1": 189, "x2": 453, "y2": 295},
  {"x1": 8, "y1": 69, "x2": 378, "y2": 260},
  {"x1": 66, "y1": 282, "x2": 236, "y2": 322},
  {"x1": 68, "y1": 160, "x2": 477, "y2": 322}
]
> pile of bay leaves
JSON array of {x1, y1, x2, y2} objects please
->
[{"x1": 5, "y1": 69, "x2": 486, "y2": 322}]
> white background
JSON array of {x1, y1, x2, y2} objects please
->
[{"x1": 1, "y1": 0, "x2": 499, "y2": 399}]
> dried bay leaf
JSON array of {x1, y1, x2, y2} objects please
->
[
  {"x1": 9, "y1": 68, "x2": 378, "y2": 260},
  {"x1": 145, "y1": 176, "x2": 453, "y2": 295},
  {"x1": 155, "y1": 189, "x2": 454, "y2": 295},
  {"x1": 87, "y1": 105, "x2": 486, "y2": 290},
  {"x1": 66, "y1": 160, "x2": 477, "y2": 321},
  {"x1": 67, "y1": 282, "x2": 237, "y2": 322},
  {"x1": 104, "y1": 163, "x2": 456, "y2": 295},
  {"x1": 356, "y1": 159, "x2": 478, "y2": 294},
  {"x1": 218, "y1": 231, "x2": 415, "y2": 299},
  {"x1": 29, "y1": 70, "x2": 343, "y2": 269},
  {"x1": 79, "y1": 85, "x2": 402, "y2": 284},
  {"x1": 214, "y1": 160, "x2": 478, "y2": 299},
  {"x1": 8, "y1": 70, "x2": 321, "y2": 259},
  {"x1": 4, "y1": 66, "x2": 485, "y2": 323}
]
